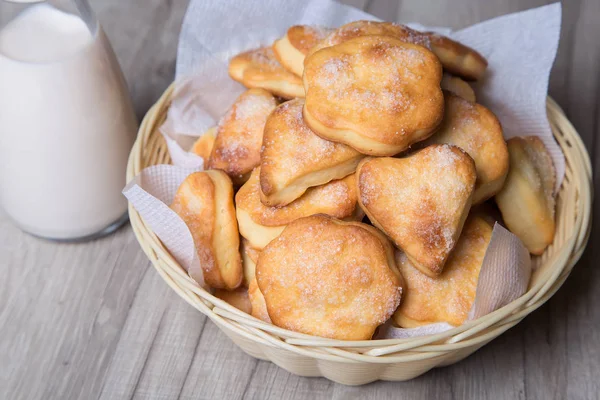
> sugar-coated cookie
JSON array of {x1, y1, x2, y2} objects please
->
[
  {"x1": 273, "y1": 25, "x2": 332, "y2": 77},
  {"x1": 256, "y1": 215, "x2": 403, "y2": 340},
  {"x1": 309, "y1": 21, "x2": 487, "y2": 80},
  {"x1": 357, "y1": 144, "x2": 476, "y2": 277},
  {"x1": 260, "y1": 98, "x2": 364, "y2": 206},
  {"x1": 303, "y1": 35, "x2": 444, "y2": 156},
  {"x1": 207, "y1": 89, "x2": 277, "y2": 185},
  {"x1": 495, "y1": 136, "x2": 556, "y2": 255},
  {"x1": 236, "y1": 168, "x2": 363, "y2": 249},
  {"x1": 229, "y1": 46, "x2": 304, "y2": 99},
  {"x1": 393, "y1": 214, "x2": 493, "y2": 327},
  {"x1": 171, "y1": 171, "x2": 243, "y2": 289}
]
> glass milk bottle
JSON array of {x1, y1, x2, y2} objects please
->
[{"x1": 0, "y1": 0, "x2": 138, "y2": 240}]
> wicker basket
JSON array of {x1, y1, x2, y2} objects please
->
[{"x1": 126, "y1": 83, "x2": 592, "y2": 385}]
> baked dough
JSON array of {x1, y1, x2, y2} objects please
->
[
  {"x1": 229, "y1": 46, "x2": 304, "y2": 99},
  {"x1": 236, "y1": 168, "x2": 363, "y2": 249},
  {"x1": 421, "y1": 92, "x2": 508, "y2": 204},
  {"x1": 308, "y1": 21, "x2": 430, "y2": 56},
  {"x1": 441, "y1": 73, "x2": 475, "y2": 102},
  {"x1": 191, "y1": 126, "x2": 217, "y2": 161},
  {"x1": 426, "y1": 31, "x2": 488, "y2": 81},
  {"x1": 171, "y1": 171, "x2": 243, "y2": 289},
  {"x1": 214, "y1": 287, "x2": 252, "y2": 315},
  {"x1": 393, "y1": 214, "x2": 493, "y2": 327},
  {"x1": 495, "y1": 136, "x2": 556, "y2": 255},
  {"x1": 273, "y1": 25, "x2": 332, "y2": 77},
  {"x1": 357, "y1": 144, "x2": 476, "y2": 277},
  {"x1": 207, "y1": 89, "x2": 277, "y2": 185},
  {"x1": 260, "y1": 98, "x2": 364, "y2": 206},
  {"x1": 248, "y1": 278, "x2": 271, "y2": 323},
  {"x1": 240, "y1": 238, "x2": 259, "y2": 286},
  {"x1": 256, "y1": 215, "x2": 403, "y2": 340},
  {"x1": 309, "y1": 21, "x2": 487, "y2": 81},
  {"x1": 303, "y1": 35, "x2": 444, "y2": 156}
]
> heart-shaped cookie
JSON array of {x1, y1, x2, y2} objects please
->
[{"x1": 357, "y1": 144, "x2": 476, "y2": 276}]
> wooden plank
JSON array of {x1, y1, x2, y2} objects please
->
[
  {"x1": 0, "y1": 222, "x2": 150, "y2": 400},
  {"x1": 242, "y1": 362, "x2": 334, "y2": 400},
  {"x1": 176, "y1": 322, "x2": 259, "y2": 400},
  {"x1": 97, "y1": 268, "x2": 206, "y2": 400}
]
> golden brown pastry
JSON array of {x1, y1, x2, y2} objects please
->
[
  {"x1": 236, "y1": 168, "x2": 363, "y2": 249},
  {"x1": 309, "y1": 21, "x2": 487, "y2": 81},
  {"x1": 495, "y1": 136, "x2": 556, "y2": 255},
  {"x1": 240, "y1": 238, "x2": 259, "y2": 286},
  {"x1": 229, "y1": 46, "x2": 304, "y2": 99},
  {"x1": 421, "y1": 92, "x2": 508, "y2": 204},
  {"x1": 357, "y1": 144, "x2": 477, "y2": 277},
  {"x1": 171, "y1": 171, "x2": 243, "y2": 289},
  {"x1": 303, "y1": 35, "x2": 444, "y2": 156},
  {"x1": 260, "y1": 98, "x2": 364, "y2": 206},
  {"x1": 256, "y1": 215, "x2": 403, "y2": 340},
  {"x1": 207, "y1": 89, "x2": 277, "y2": 185},
  {"x1": 273, "y1": 25, "x2": 332, "y2": 77},
  {"x1": 214, "y1": 287, "x2": 252, "y2": 315},
  {"x1": 248, "y1": 278, "x2": 271, "y2": 323},
  {"x1": 393, "y1": 214, "x2": 493, "y2": 327},
  {"x1": 426, "y1": 32, "x2": 488, "y2": 81},
  {"x1": 308, "y1": 21, "x2": 430, "y2": 58},
  {"x1": 191, "y1": 126, "x2": 217, "y2": 161},
  {"x1": 441, "y1": 73, "x2": 476, "y2": 102}
]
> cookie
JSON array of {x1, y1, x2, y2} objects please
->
[
  {"x1": 357, "y1": 144, "x2": 476, "y2": 276},
  {"x1": 495, "y1": 136, "x2": 556, "y2": 254},
  {"x1": 229, "y1": 46, "x2": 304, "y2": 98},
  {"x1": 256, "y1": 215, "x2": 402, "y2": 340},
  {"x1": 303, "y1": 35, "x2": 444, "y2": 156},
  {"x1": 260, "y1": 98, "x2": 364, "y2": 206},
  {"x1": 171, "y1": 171, "x2": 243, "y2": 289}
]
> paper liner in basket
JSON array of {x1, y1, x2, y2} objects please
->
[
  {"x1": 160, "y1": 1, "x2": 564, "y2": 190},
  {"x1": 123, "y1": 164, "x2": 531, "y2": 339},
  {"x1": 123, "y1": 164, "x2": 205, "y2": 286}
]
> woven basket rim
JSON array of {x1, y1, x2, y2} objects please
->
[{"x1": 126, "y1": 83, "x2": 593, "y2": 361}]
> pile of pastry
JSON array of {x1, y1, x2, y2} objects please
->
[{"x1": 171, "y1": 21, "x2": 557, "y2": 340}]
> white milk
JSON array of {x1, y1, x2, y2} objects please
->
[{"x1": 0, "y1": 4, "x2": 138, "y2": 239}]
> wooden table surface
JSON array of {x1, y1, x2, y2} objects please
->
[{"x1": 2, "y1": 0, "x2": 598, "y2": 399}]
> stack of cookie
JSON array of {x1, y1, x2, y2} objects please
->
[{"x1": 171, "y1": 21, "x2": 557, "y2": 340}]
